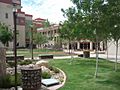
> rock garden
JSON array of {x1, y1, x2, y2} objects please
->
[{"x1": 0, "y1": 59, "x2": 66, "y2": 90}]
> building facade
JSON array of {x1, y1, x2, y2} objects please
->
[
  {"x1": 38, "y1": 24, "x2": 59, "y2": 48},
  {"x1": 0, "y1": 0, "x2": 33, "y2": 48}
]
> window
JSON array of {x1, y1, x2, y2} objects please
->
[{"x1": 5, "y1": 13, "x2": 8, "y2": 19}]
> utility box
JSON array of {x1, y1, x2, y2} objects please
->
[{"x1": 83, "y1": 50, "x2": 90, "y2": 58}]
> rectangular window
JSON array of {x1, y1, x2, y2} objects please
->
[{"x1": 5, "y1": 13, "x2": 8, "y2": 19}]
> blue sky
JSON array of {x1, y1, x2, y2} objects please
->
[{"x1": 21, "y1": 0, "x2": 73, "y2": 24}]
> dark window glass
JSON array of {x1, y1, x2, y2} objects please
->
[{"x1": 5, "y1": 13, "x2": 8, "y2": 19}]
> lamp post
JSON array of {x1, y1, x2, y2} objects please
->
[
  {"x1": 30, "y1": 25, "x2": 33, "y2": 60},
  {"x1": 13, "y1": 9, "x2": 17, "y2": 90},
  {"x1": 12, "y1": 0, "x2": 21, "y2": 90}
]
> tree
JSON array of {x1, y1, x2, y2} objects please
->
[
  {"x1": 0, "y1": 23, "x2": 12, "y2": 77},
  {"x1": 60, "y1": 7, "x2": 81, "y2": 53},
  {"x1": 33, "y1": 33, "x2": 48, "y2": 48},
  {"x1": 63, "y1": 0, "x2": 110, "y2": 77},
  {"x1": 0, "y1": 23, "x2": 13, "y2": 46},
  {"x1": 103, "y1": 0, "x2": 120, "y2": 71},
  {"x1": 43, "y1": 19, "x2": 50, "y2": 28}
]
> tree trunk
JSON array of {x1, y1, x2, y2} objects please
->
[
  {"x1": 115, "y1": 40, "x2": 118, "y2": 71},
  {"x1": 106, "y1": 41, "x2": 109, "y2": 59},
  {"x1": 0, "y1": 47, "x2": 6, "y2": 77},
  {"x1": 68, "y1": 39, "x2": 70, "y2": 54},
  {"x1": 94, "y1": 36, "x2": 99, "y2": 78}
]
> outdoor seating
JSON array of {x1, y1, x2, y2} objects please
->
[{"x1": 38, "y1": 54, "x2": 53, "y2": 59}]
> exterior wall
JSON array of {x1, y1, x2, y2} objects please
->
[
  {"x1": 107, "y1": 40, "x2": 120, "y2": 55},
  {"x1": 0, "y1": 2, "x2": 14, "y2": 48},
  {"x1": 38, "y1": 25, "x2": 59, "y2": 47},
  {"x1": 25, "y1": 15, "x2": 33, "y2": 47},
  {"x1": 0, "y1": 2, "x2": 14, "y2": 30},
  {"x1": 0, "y1": 0, "x2": 26, "y2": 48},
  {"x1": 0, "y1": 0, "x2": 12, "y2": 4},
  {"x1": 17, "y1": 25, "x2": 25, "y2": 47},
  {"x1": 17, "y1": 12, "x2": 26, "y2": 47}
]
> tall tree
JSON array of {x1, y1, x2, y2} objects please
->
[
  {"x1": 0, "y1": 23, "x2": 13, "y2": 46},
  {"x1": 33, "y1": 33, "x2": 48, "y2": 48},
  {"x1": 0, "y1": 23, "x2": 12, "y2": 77},
  {"x1": 104, "y1": 0, "x2": 120, "y2": 71},
  {"x1": 64, "y1": 0, "x2": 110, "y2": 77}
]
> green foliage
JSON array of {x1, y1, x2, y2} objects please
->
[
  {"x1": 0, "y1": 74, "x2": 11, "y2": 88},
  {"x1": 53, "y1": 67, "x2": 60, "y2": 73},
  {"x1": 41, "y1": 71, "x2": 51, "y2": 79},
  {"x1": 0, "y1": 22, "x2": 13, "y2": 46},
  {"x1": 43, "y1": 19, "x2": 50, "y2": 28},
  {"x1": 7, "y1": 62, "x2": 15, "y2": 68},
  {"x1": 33, "y1": 33, "x2": 48, "y2": 46},
  {"x1": 10, "y1": 73, "x2": 22, "y2": 87},
  {"x1": 48, "y1": 65, "x2": 60, "y2": 73},
  {"x1": 18, "y1": 60, "x2": 32, "y2": 65}
]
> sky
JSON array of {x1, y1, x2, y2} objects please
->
[{"x1": 21, "y1": 0, "x2": 74, "y2": 24}]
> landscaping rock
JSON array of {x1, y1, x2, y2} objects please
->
[{"x1": 36, "y1": 60, "x2": 49, "y2": 67}]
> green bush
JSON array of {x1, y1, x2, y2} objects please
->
[
  {"x1": 53, "y1": 67, "x2": 60, "y2": 73},
  {"x1": 19, "y1": 60, "x2": 32, "y2": 65},
  {"x1": 0, "y1": 74, "x2": 11, "y2": 88},
  {"x1": 10, "y1": 73, "x2": 22, "y2": 87},
  {"x1": 0, "y1": 74, "x2": 22, "y2": 89},
  {"x1": 41, "y1": 72, "x2": 51, "y2": 79},
  {"x1": 48, "y1": 65, "x2": 60, "y2": 73},
  {"x1": 48, "y1": 65, "x2": 54, "y2": 71},
  {"x1": 7, "y1": 62, "x2": 15, "y2": 68}
]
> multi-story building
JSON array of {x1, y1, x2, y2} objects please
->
[
  {"x1": 38, "y1": 24, "x2": 59, "y2": 48},
  {"x1": 0, "y1": 0, "x2": 33, "y2": 48},
  {"x1": 38, "y1": 24, "x2": 120, "y2": 55}
]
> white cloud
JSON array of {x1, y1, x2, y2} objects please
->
[{"x1": 21, "y1": 0, "x2": 73, "y2": 23}]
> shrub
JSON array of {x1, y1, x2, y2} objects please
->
[
  {"x1": 41, "y1": 72, "x2": 51, "y2": 79},
  {"x1": 53, "y1": 67, "x2": 60, "y2": 73},
  {"x1": 19, "y1": 60, "x2": 32, "y2": 65},
  {"x1": 48, "y1": 65, "x2": 54, "y2": 71},
  {"x1": 0, "y1": 73, "x2": 22, "y2": 88},
  {"x1": 48, "y1": 65, "x2": 60, "y2": 73},
  {"x1": 10, "y1": 73, "x2": 22, "y2": 87},
  {"x1": 7, "y1": 61, "x2": 15, "y2": 68},
  {"x1": 0, "y1": 74, "x2": 11, "y2": 88}
]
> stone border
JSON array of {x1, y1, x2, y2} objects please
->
[{"x1": 47, "y1": 68, "x2": 66, "y2": 90}]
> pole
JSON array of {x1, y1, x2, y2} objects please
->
[
  {"x1": 31, "y1": 27, "x2": 33, "y2": 60},
  {"x1": 13, "y1": 11, "x2": 17, "y2": 90}
]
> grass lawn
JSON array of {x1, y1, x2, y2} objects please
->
[
  {"x1": 6, "y1": 49, "x2": 68, "y2": 58},
  {"x1": 49, "y1": 58, "x2": 120, "y2": 90}
]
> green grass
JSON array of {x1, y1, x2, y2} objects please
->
[
  {"x1": 6, "y1": 49, "x2": 68, "y2": 58},
  {"x1": 49, "y1": 58, "x2": 120, "y2": 90}
]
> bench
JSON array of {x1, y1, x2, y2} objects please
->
[
  {"x1": 78, "y1": 54, "x2": 83, "y2": 57},
  {"x1": 38, "y1": 54, "x2": 53, "y2": 59}
]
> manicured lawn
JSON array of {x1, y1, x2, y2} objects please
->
[
  {"x1": 49, "y1": 58, "x2": 120, "y2": 90},
  {"x1": 6, "y1": 49, "x2": 68, "y2": 58}
]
